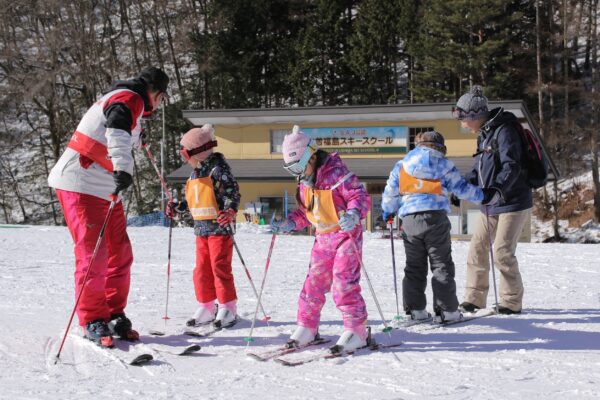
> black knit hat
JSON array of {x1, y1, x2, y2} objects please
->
[{"x1": 138, "y1": 67, "x2": 169, "y2": 93}]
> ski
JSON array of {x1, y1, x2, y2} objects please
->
[
  {"x1": 275, "y1": 341, "x2": 403, "y2": 367},
  {"x1": 183, "y1": 327, "x2": 221, "y2": 338},
  {"x1": 183, "y1": 318, "x2": 239, "y2": 338},
  {"x1": 393, "y1": 316, "x2": 433, "y2": 329},
  {"x1": 417, "y1": 308, "x2": 496, "y2": 331},
  {"x1": 246, "y1": 338, "x2": 331, "y2": 362},
  {"x1": 69, "y1": 334, "x2": 153, "y2": 367},
  {"x1": 148, "y1": 344, "x2": 202, "y2": 356},
  {"x1": 129, "y1": 353, "x2": 153, "y2": 366}
]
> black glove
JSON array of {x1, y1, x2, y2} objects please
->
[
  {"x1": 449, "y1": 194, "x2": 460, "y2": 207},
  {"x1": 112, "y1": 171, "x2": 133, "y2": 195},
  {"x1": 482, "y1": 187, "x2": 502, "y2": 206}
]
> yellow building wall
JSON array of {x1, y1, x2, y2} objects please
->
[
  {"x1": 235, "y1": 181, "x2": 299, "y2": 222},
  {"x1": 214, "y1": 120, "x2": 477, "y2": 160}
]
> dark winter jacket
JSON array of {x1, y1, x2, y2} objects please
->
[
  {"x1": 465, "y1": 107, "x2": 533, "y2": 215},
  {"x1": 183, "y1": 152, "x2": 241, "y2": 236}
]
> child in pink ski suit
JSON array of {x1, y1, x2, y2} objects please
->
[{"x1": 271, "y1": 125, "x2": 372, "y2": 352}]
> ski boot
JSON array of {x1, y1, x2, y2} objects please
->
[
  {"x1": 286, "y1": 326, "x2": 317, "y2": 349},
  {"x1": 213, "y1": 307, "x2": 237, "y2": 329},
  {"x1": 85, "y1": 319, "x2": 114, "y2": 348},
  {"x1": 108, "y1": 313, "x2": 139, "y2": 341},
  {"x1": 408, "y1": 309, "x2": 431, "y2": 321},
  {"x1": 186, "y1": 302, "x2": 217, "y2": 327},
  {"x1": 329, "y1": 326, "x2": 372, "y2": 354},
  {"x1": 439, "y1": 310, "x2": 463, "y2": 323}
]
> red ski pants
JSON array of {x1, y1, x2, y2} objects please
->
[
  {"x1": 194, "y1": 235, "x2": 236, "y2": 304},
  {"x1": 56, "y1": 190, "x2": 133, "y2": 326}
]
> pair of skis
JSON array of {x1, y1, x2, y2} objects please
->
[
  {"x1": 66, "y1": 332, "x2": 202, "y2": 367},
  {"x1": 393, "y1": 308, "x2": 496, "y2": 330},
  {"x1": 247, "y1": 337, "x2": 403, "y2": 367}
]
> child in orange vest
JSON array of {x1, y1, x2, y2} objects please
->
[
  {"x1": 168, "y1": 124, "x2": 241, "y2": 328},
  {"x1": 381, "y1": 131, "x2": 497, "y2": 322},
  {"x1": 271, "y1": 125, "x2": 372, "y2": 352}
]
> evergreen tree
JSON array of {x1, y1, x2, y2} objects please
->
[
  {"x1": 289, "y1": 0, "x2": 359, "y2": 106},
  {"x1": 348, "y1": 0, "x2": 419, "y2": 104},
  {"x1": 411, "y1": 0, "x2": 536, "y2": 102}
]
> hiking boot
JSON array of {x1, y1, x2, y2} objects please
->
[
  {"x1": 497, "y1": 306, "x2": 521, "y2": 315},
  {"x1": 459, "y1": 302, "x2": 480, "y2": 313}
]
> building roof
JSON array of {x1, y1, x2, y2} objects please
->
[
  {"x1": 166, "y1": 157, "x2": 476, "y2": 183},
  {"x1": 183, "y1": 101, "x2": 525, "y2": 125},
  {"x1": 179, "y1": 100, "x2": 559, "y2": 180}
]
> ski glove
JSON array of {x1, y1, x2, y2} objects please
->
[
  {"x1": 217, "y1": 208, "x2": 236, "y2": 227},
  {"x1": 339, "y1": 209, "x2": 360, "y2": 232},
  {"x1": 271, "y1": 218, "x2": 295, "y2": 234},
  {"x1": 112, "y1": 171, "x2": 133, "y2": 195},
  {"x1": 482, "y1": 187, "x2": 503, "y2": 206},
  {"x1": 382, "y1": 211, "x2": 396, "y2": 224},
  {"x1": 449, "y1": 193, "x2": 461, "y2": 208},
  {"x1": 166, "y1": 200, "x2": 187, "y2": 220}
]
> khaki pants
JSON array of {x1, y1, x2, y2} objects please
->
[{"x1": 464, "y1": 208, "x2": 531, "y2": 311}]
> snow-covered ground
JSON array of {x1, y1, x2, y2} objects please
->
[{"x1": 1, "y1": 225, "x2": 599, "y2": 399}]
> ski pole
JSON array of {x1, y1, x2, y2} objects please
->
[
  {"x1": 55, "y1": 195, "x2": 117, "y2": 363},
  {"x1": 245, "y1": 213, "x2": 277, "y2": 346},
  {"x1": 228, "y1": 226, "x2": 271, "y2": 322},
  {"x1": 484, "y1": 206, "x2": 500, "y2": 314},
  {"x1": 347, "y1": 233, "x2": 393, "y2": 334},
  {"x1": 338, "y1": 211, "x2": 392, "y2": 333},
  {"x1": 143, "y1": 144, "x2": 174, "y2": 326},
  {"x1": 388, "y1": 219, "x2": 401, "y2": 322},
  {"x1": 163, "y1": 218, "x2": 173, "y2": 326},
  {"x1": 143, "y1": 144, "x2": 174, "y2": 203}
]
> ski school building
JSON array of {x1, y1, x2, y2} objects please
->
[{"x1": 167, "y1": 102, "x2": 558, "y2": 241}]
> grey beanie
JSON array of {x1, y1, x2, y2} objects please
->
[
  {"x1": 453, "y1": 85, "x2": 489, "y2": 120},
  {"x1": 416, "y1": 130, "x2": 447, "y2": 154}
]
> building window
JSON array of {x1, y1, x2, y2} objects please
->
[
  {"x1": 408, "y1": 127, "x2": 434, "y2": 150},
  {"x1": 259, "y1": 196, "x2": 284, "y2": 217},
  {"x1": 270, "y1": 129, "x2": 289, "y2": 153}
]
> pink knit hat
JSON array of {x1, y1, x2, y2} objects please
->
[
  {"x1": 180, "y1": 123, "x2": 216, "y2": 163},
  {"x1": 282, "y1": 125, "x2": 316, "y2": 164}
]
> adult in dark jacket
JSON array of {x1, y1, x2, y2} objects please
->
[{"x1": 453, "y1": 86, "x2": 531, "y2": 315}]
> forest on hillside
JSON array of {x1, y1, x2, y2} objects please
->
[{"x1": 0, "y1": 0, "x2": 598, "y2": 239}]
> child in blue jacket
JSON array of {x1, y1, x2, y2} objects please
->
[{"x1": 382, "y1": 131, "x2": 498, "y2": 322}]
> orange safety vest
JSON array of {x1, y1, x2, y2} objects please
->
[
  {"x1": 185, "y1": 176, "x2": 219, "y2": 220},
  {"x1": 399, "y1": 167, "x2": 443, "y2": 195},
  {"x1": 304, "y1": 172, "x2": 353, "y2": 234}
]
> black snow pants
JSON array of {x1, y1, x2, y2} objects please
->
[{"x1": 401, "y1": 210, "x2": 459, "y2": 314}]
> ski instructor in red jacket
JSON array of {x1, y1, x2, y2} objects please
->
[{"x1": 48, "y1": 67, "x2": 169, "y2": 347}]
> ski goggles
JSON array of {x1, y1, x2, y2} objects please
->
[
  {"x1": 451, "y1": 106, "x2": 467, "y2": 120},
  {"x1": 180, "y1": 140, "x2": 218, "y2": 161},
  {"x1": 283, "y1": 140, "x2": 318, "y2": 176}
]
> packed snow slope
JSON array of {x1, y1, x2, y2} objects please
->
[{"x1": 1, "y1": 225, "x2": 599, "y2": 400}]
